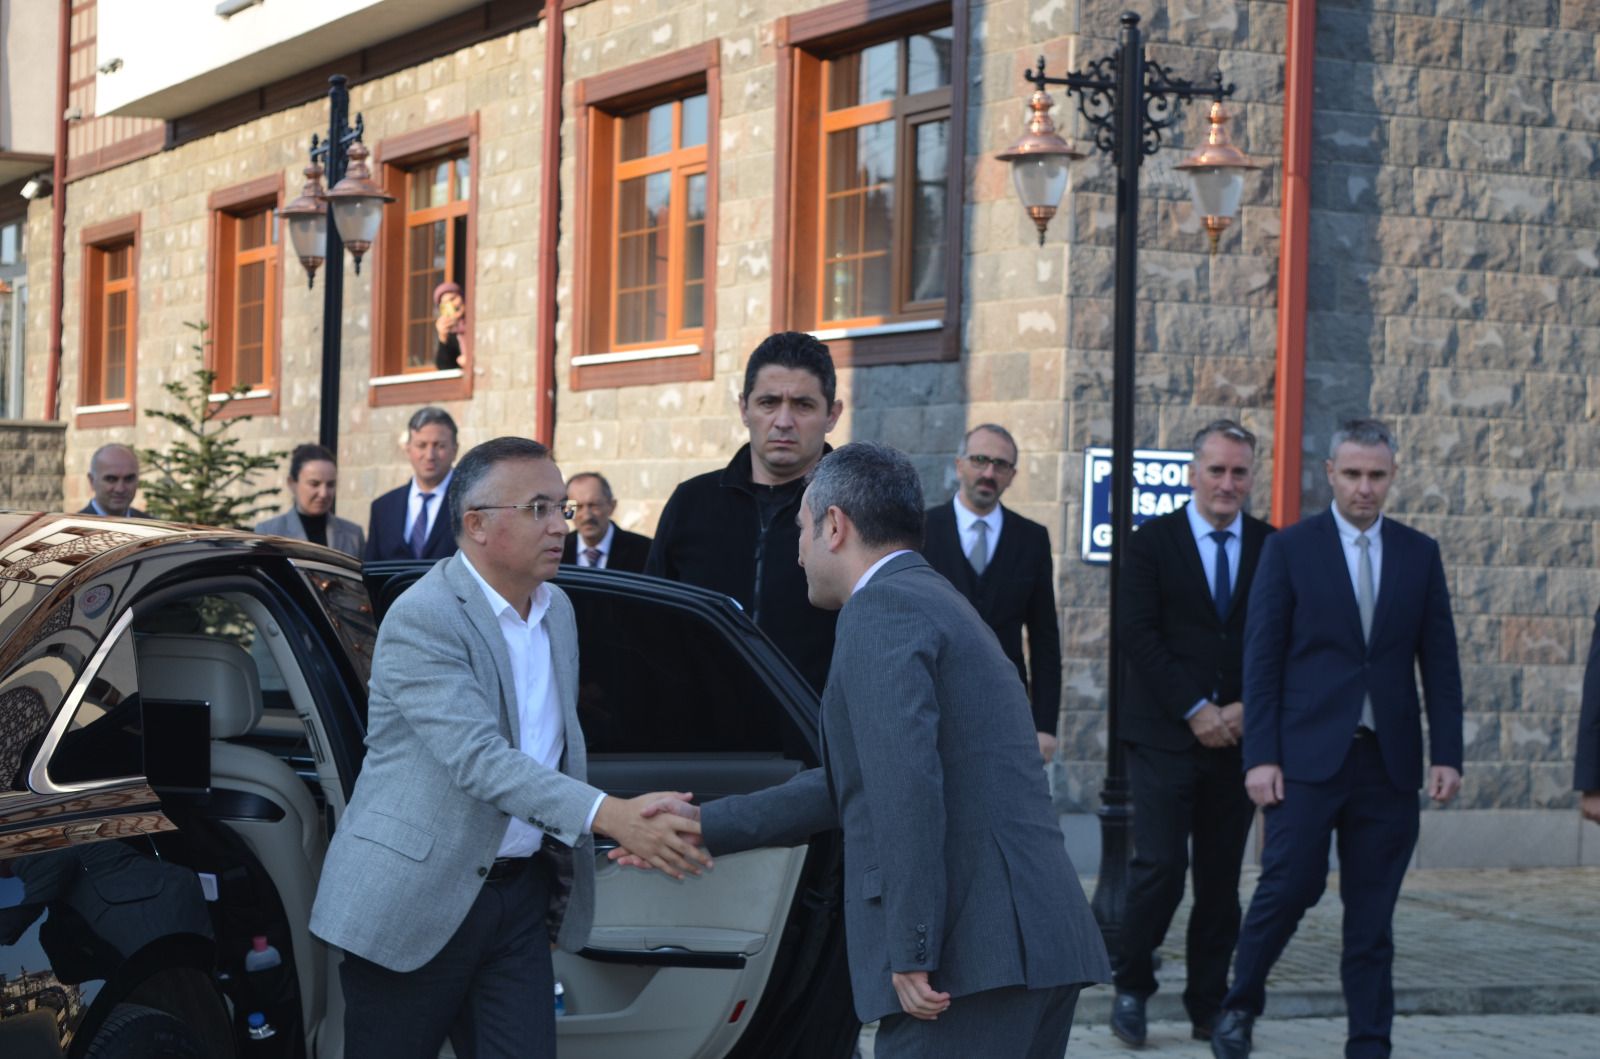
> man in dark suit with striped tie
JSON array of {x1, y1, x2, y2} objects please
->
[
  {"x1": 1110, "y1": 420, "x2": 1274, "y2": 1047},
  {"x1": 365, "y1": 406, "x2": 461, "y2": 562},
  {"x1": 922, "y1": 424, "x2": 1061, "y2": 760}
]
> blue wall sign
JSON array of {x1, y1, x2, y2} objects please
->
[{"x1": 1080, "y1": 447, "x2": 1194, "y2": 563}]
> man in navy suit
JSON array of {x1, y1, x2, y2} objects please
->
[
  {"x1": 365, "y1": 406, "x2": 461, "y2": 562},
  {"x1": 922, "y1": 424, "x2": 1061, "y2": 759},
  {"x1": 79, "y1": 444, "x2": 148, "y2": 518},
  {"x1": 1211, "y1": 419, "x2": 1464, "y2": 1059}
]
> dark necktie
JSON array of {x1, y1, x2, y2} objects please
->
[
  {"x1": 1210, "y1": 529, "x2": 1232, "y2": 617},
  {"x1": 584, "y1": 546, "x2": 602, "y2": 568},
  {"x1": 409, "y1": 492, "x2": 434, "y2": 559}
]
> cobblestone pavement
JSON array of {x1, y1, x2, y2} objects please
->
[
  {"x1": 1066, "y1": 1013, "x2": 1600, "y2": 1058},
  {"x1": 1077, "y1": 867, "x2": 1600, "y2": 1023}
]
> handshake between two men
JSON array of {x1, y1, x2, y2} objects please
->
[{"x1": 594, "y1": 792, "x2": 709, "y2": 879}]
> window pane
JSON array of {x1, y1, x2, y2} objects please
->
[
  {"x1": 237, "y1": 259, "x2": 266, "y2": 387},
  {"x1": 410, "y1": 163, "x2": 447, "y2": 210},
  {"x1": 828, "y1": 40, "x2": 898, "y2": 111},
  {"x1": 106, "y1": 244, "x2": 130, "y2": 281},
  {"x1": 620, "y1": 102, "x2": 674, "y2": 161},
  {"x1": 0, "y1": 224, "x2": 16, "y2": 266},
  {"x1": 238, "y1": 209, "x2": 269, "y2": 251},
  {"x1": 455, "y1": 155, "x2": 471, "y2": 200},
  {"x1": 681, "y1": 94, "x2": 708, "y2": 149},
  {"x1": 823, "y1": 122, "x2": 894, "y2": 321},
  {"x1": 682, "y1": 172, "x2": 707, "y2": 329},
  {"x1": 907, "y1": 27, "x2": 955, "y2": 94},
  {"x1": 910, "y1": 119, "x2": 949, "y2": 303},
  {"x1": 105, "y1": 290, "x2": 127, "y2": 400},
  {"x1": 406, "y1": 221, "x2": 446, "y2": 370}
]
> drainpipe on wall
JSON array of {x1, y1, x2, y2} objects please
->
[
  {"x1": 1271, "y1": 0, "x2": 1315, "y2": 526},
  {"x1": 44, "y1": 0, "x2": 69, "y2": 420},
  {"x1": 534, "y1": 0, "x2": 565, "y2": 447}
]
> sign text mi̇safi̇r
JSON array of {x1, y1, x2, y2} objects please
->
[{"x1": 1080, "y1": 448, "x2": 1193, "y2": 564}]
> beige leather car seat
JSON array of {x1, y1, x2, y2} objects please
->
[{"x1": 137, "y1": 633, "x2": 327, "y2": 1034}]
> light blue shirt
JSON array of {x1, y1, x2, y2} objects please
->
[
  {"x1": 1183, "y1": 500, "x2": 1244, "y2": 720},
  {"x1": 406, "y1": 468, "x2": 454, "y2": 544}
]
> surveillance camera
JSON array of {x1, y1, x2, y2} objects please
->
[{"x1": 20, "y1": 176, "x2": 51, "y2": 200}]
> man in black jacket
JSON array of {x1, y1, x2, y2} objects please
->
[
  {"x1": 645, "y1": 333, "x2": 842, "y2": 693},
  {"x1": 1110, "y1": 420, "x2": 1274, "y2": 1048},
  {"x1": 922, "y1": 424, "x2": 1061, "y2": 759}
]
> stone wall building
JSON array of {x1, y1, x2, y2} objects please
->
[{"x1": 9, "y1": 0, "x2": 1600, "y2": 864}]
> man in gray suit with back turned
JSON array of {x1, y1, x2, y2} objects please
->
[
  {"x1": 626, "y1": 442, "x2": 1109, "y2": 1056},
  {"x1": 310, "y1": 436, "x2": 708, "y2": 1059}
]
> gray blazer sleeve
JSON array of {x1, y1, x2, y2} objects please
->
[
  {"x1": 700, "y1": 768, "x2": 835, "y2": 855},
  {"x1": 369, "y1": 592, "x2": 603, "y2": 840}
]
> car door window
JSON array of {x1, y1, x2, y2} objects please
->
[
  {"x1": 46, "y1": 626, "x2": 141, "y2": 788},
  {"x1": 571, "y1": 593, "x2": 800, "y2": 755}
]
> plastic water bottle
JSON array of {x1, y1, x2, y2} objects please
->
[
  {"x1": 247, "y1": 1012, "x2": 276, "y2": 1040},
  {"x1": 245, "y1": 936, "x2": 282, "y2": 973},
  {"x1": 553, "y1": 981, "x2": 566, "y2": 1017}
]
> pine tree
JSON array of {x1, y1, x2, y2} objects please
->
[{"x1": 139, "y1": 322, "x2": 287, "y2": 528}]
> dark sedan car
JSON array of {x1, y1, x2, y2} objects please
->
[{"x1": 0, "y1": 512, "x2": 854, "y2": 1059}]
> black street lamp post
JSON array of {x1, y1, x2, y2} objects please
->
[
  {"x1": 997, "y1": 12, "x2": 1257, "y2": 954},
  {"x1": 278, "y1": 75, "x2": 394, "y2": 458}
]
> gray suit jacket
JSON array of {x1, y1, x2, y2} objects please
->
[
  {"x1": 701, "y1": 552, "x2": 1109, "y2": 1023},
  {"x1": 310, "y1": 554, "x2": 603, "y2": 971},
  {"x1": 254, "y1": 508, "x2": 365, "y2": 559}
]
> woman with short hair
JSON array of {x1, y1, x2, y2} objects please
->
[{"x1": 255, "y1": 444, "x2": 365, "y2": 557}]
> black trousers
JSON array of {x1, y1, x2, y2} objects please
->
[
  {"x1": 341, "y1": 857, "x2": 556, "y2": 1059},
  {"x1": 1115, "y1": 740, "x2": 1255, "y2": 1026},
  {"x1": 1223, "y1": 736, "x2": 1420, "y2": 1059}
]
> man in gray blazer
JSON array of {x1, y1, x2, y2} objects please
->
[
  {"x1": 310, "y1": 436, "x2": 707, "y2": 1059},
  {"x1": 628, "y1": 442, "x2": 1109, "y2": 1057}
]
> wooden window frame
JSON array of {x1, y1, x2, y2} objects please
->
[
  {"x1": 207, "y1": 175, "x2": 285, "y2": 419},
  {"x1": 572, "y1": 42, "x2": 720, "y2": 391},
  {"x1": 370, "y1": 115, "x2": 479, "y2": 408},
  {"x1": 773, "y1": 0, "x2": 967, "y2": 367},
  {"x1": 77, "y1": 215, "x2": 141, "y2": 429}
]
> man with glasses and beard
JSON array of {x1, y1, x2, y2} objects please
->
[{"x1": 922, "y1": 424, "x2": 1062, "y2": 760}]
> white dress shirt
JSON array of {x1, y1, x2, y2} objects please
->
[
  {"x1": 952, "y1": 497, "x2": 1002, "y2": 568},
  {"x1": 852, "y1": 549, "x2": 915, "y2": 596},
  {"x1": 574, "y1": 523, "x2": 616, "y2": 568},
  {"x1": 1184, "y1": 501, "x2": 1245, "y2": 719},
  {"x1": 1330, "y1": 505, "x2": 1381, "y2": 731},
  {"x1": 459, "y1": 553, "x2": 604, "y2": 855},
  {"x1": 405, "y1": 469, "x2": 453, "y2": 545},
  {"x1": 1330, "y1": 505, "x2": 1383, "y2": 605}
]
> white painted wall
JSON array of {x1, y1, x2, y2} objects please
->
[
  {"x1": 0, "y1": 0, "x2": 60, "y2": 155},
  {"x1": 96, "y1": 0, "x2": 481, "y2": 118}
]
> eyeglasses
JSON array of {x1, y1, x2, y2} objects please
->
[
  {"x1": 471, "y1": 500, "x2": 576, "y2": 521},
  {"x1": 965, "y1": 454, "x2": 1017, "y2": 474},
  {"x1": 567, "y1": 501, "x2": 613, "y2": 513}
]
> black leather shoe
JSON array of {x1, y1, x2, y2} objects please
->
[
  {"x1": 1109, "y1": 992, "x2": 1147, "y2": 1047},
  {"x1": 1209, "y1": 1010, "x2": 1253, "y2": 1059}
]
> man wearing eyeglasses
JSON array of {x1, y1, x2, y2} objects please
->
[
  {"x1": 561, "y1": 472, "x2": 652, "y2": 572},
  {"x1": 313, "y1": 437, "x2": 709, "y2": 1059},
  {"x1": 922, "y1": 424, "x2": 1062, "y2": 760}
]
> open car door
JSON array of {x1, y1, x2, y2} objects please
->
[{"x1": 362, "y1": 561, "x2": 857, "y2": 1059}]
